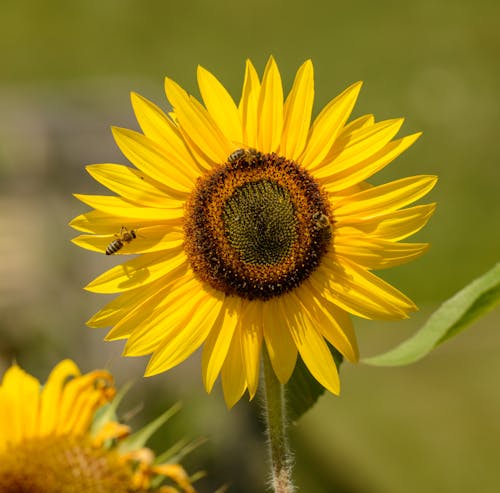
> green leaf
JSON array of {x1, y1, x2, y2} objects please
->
[
  {"x1": 118, "y1": 401, "x2": 182, "y2": 453},
  {"x1": 155, "y1": 436, "x2": 206, "y2": 464},
  {"x1": 286, "y1": 344, "x2": 343, "y2": 423},
  {"x1": 363, "y1": 262, "x2": 500, "y2": 367}
]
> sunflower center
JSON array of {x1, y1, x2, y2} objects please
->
[
  {"x1": 0, "y1": 435, "x2": 132, "y2": 493},
  {"x1": 184, "y1": 150, "x2": 332, "y2": 301},
  {"x1": 222, "y1": 180, "x2": 297, "y2": 265}
]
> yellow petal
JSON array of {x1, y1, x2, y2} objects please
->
[
  {"x1": 165, "y1": 77, "x2": 233, "y2": 163},
  {"x1": 257, "y1": 56, "x2": 283, "y2": 153},
  {"x1": 239, "y1": 59, "x2": 261, "y2": 147},
  {"x1": 73, "y1": 194, "x2": 183, "y2": 221},
  {"x1": 319, "y1": 302, "x2": 358, "y2": 362},
  {"x1": 280, "y1": 60, "x2": 314, "y2": 160},
  {"x1": 70, "y1": 209, "x2": 182, "y2": 234},
  {"x1": 39, "y1": 359, "x2": 81, "y2": 435},
  {"x1": 311, "y1": 256, "x2": 416, "y2": 319},
  {"x1": 145, "y1": 288, "x2": 224, "y2": 376},
  {"x1": 85, "y1": 249, "x2": 186, "y2": 293},
  {"x1": 197, "y1": 65, "x2": 242, "y2": 144},
  {"x1": 239, "y1": 301, "x2": 264, "y2": 399},
  {"x1": 262, "y1": 297, "x2": 297, "y2": 384},
  {"x1": 315, "y1": 118, "x2": 405, "y2": 179},
  {"x1": 130, "y1": 92, "x2": 203, "y2": 175},
  {"x1": 336, "y1": 203, "x2": 437, "y2": 241},
  {"x1": 86, "y1": 164, "x2": 182, "y2": 208},
  {"x1": 202, "y1": 296, "x2": 240, "y2": 393},
  {"x1": 112, "y1": 127, "x2": 195, "y2": 193},
  {"x1": 322, "y1": 133, "x2": 421, "y2": 193},
  {"x1": 295, "y1": 285, "x2": 358, "y2": 362},
  {"x1": 286, "y1": 293, "x2": 340, "y2": 395},
  {"x1": 109, "y1": 275, "x2": 192, "y2": 346},
  {"x1": 300, "y1": 81, "x2": 362, "y2": 169},
  {"x1": 119, "y1": 272, "x2": 200, "y2": 353},
  {"x1": 87, "y1": 284, "x2": 158, "y2": 329},
  {"x1": 0, "y1": 365, "x2": 40, "y2": 445},
  {"x1": 339, "y1": 114, "x2": 374, "y2": 135},
  {"x1": 334, "y1": 236, "x2": 430, "y2": 269},
  {"x1": 221, "y1": 323, "x2": 247, "y2": 408},
  {"x1": 72, "y1": 224, "x2": 184, "y2": 255},
  {"x1": 334, "y1": 175, "x2": 438, "y2": 219}
]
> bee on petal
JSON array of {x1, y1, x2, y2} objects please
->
[{"x1": 106, "y1": 227, "x2": 137, "y2": 255}]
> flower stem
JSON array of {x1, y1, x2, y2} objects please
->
[{"x1": 262, "y1": 347, "x2": 295, "y2": 493}]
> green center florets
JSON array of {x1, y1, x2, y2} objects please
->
[{"x1": 222, "y1": 180, "x2": 297, "y2": 265}]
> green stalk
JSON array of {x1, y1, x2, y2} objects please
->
[{"x1": 262, "y1": 347, "x2": 295, "y2": 493}]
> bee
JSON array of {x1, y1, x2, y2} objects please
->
[
  {"x1": 106, "y1": 226, "x2": 137, "y2": 255},
  {"x1": 312, "y1": 211, "x2": 330, "y2": 230},
  {"x1": 228, "y1": 147, "x2": 260, "y2": 163}
]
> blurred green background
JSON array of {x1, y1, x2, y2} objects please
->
[{"x1": 1, "y1": 0, "x2": 499, "y2": 492}]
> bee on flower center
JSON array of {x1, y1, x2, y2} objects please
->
[
  {"x1": 228, "y1": 147, "x2": 260, "y2": 164},
  {"x1": 312, "y1": 211, "x2": 330, "y2": 230},
  {"x1": 106, "y1": 226, "x2": 136, "y2": 255}
]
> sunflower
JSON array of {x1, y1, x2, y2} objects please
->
[
  {"x1": 71, "y1": 57, "x2": 436, "y2": 407},
  {"x1": 0, "y1": 360, "x2": 197, "y2": 492}
]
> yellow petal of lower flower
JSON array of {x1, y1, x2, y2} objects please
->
[
  {"x1": 92, "y1": 421, "x2": 131, "y2": 447},
  {"x1": 197, "y1": 65, "x2": 242, "y2": 144},
  {"x1": 280, "y1": 59, "x2": 314, "y2": 160},
  {"x1": 145, "y1": 289, "x2": 224, "y2": 376},
  {"x1": 239, "y1": 59, "x2": 261, "y2": 147},
  {"x1": 152, "y1": 463, "x2": 195, "y2": 493},
  {"x1": 257, "y1": 56, "x2": 283, "y2": 153},
  {"x1": 39, "y1": 359, "x2": 81, "y2": 435},
  {"x1": 86, "y1": 164, "x2": 182, "y2": 208},
  {"x1": 334, "y1": 175, "x2": 438, "y2": 219},
  {"x1": 336, "y1": 203, "x2": 436, "y2": 241},
  {"x1": 165, "y1": 77, "x2": 233, "y2": 163},
  {"x1": 262, "y1": 297, "x2": 297, "y2": 384},
  {"x1": 221, "y1": 323, "x2": 248, "y2": 408},
  {"x1": 0, "y1": 365, "x2": 40, "y2": 445},
  {"x1": 287, "y1": 293, "x2": 340, "y2": 395},
  {"x1": 58, "y1": 370, "x2": 113, "y2": 435},
  {"x1": 85, "y1": 249, "x2": 186, "y2": 294},
  {"x1": 130, "y1": 92, "x2": 203, "y2": 176},
  {"x1": 239, "y1": 301, "x2": 264, "y2": 399},
  {"x1": 202, "y1": 296, "x2": 240, "y2": 393},
  {"x1": 74, "y1": 194, "x2": 184, "y2": 220},
  {"x1": 112, "y1": 127, "x2": 197, "y2": 193},
  {"x1": 20, "y1": 369, "x2": 41, "y2": 441},
  {"x1": 322, "y1": 133, "x2": 421, "y2": 193},
  {"x1": 295, "y1": 285, "x2": 358, "y2": 362},
  {"x1": 300, "y1": 81, "x2": 362, "y2": 170},
  {"x1": 335, "y1": 236, "x2": 430, "y2": 269}
]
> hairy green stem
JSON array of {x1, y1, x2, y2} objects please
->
[{"x1": 262, "y1": 347, "x2": 295, "y2": 493}]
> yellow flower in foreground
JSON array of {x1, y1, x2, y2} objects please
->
[
  {"x1": 71, "y1": 57, "x2": 436, "y2": 407},
  {"x1": 0, "y1": 360, "x2": 197, "y2": 493}
]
